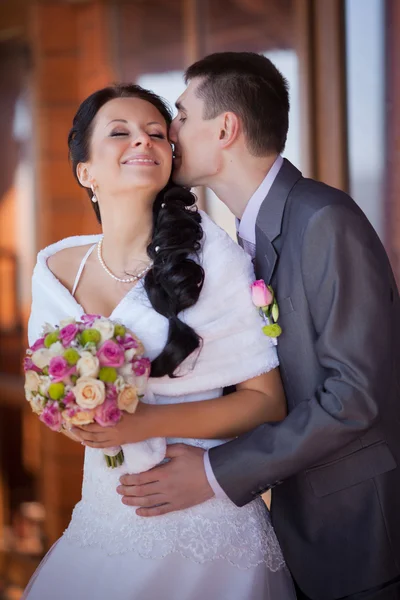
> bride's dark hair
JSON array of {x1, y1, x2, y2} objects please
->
[{"x1": 68, "y1": 84, "x2": 204, "y2": 378}]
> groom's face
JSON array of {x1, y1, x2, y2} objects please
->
[{"x1": 170, "y1": 79, "x2": 221, "y2": 188}]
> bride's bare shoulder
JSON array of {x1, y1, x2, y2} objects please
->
[{"x1": 47, "y1": 244, "x2": 94, "y2": 291}]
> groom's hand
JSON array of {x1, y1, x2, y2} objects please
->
[{"x1": 116, "y1": 444, "x2": 214, "y2": 517}]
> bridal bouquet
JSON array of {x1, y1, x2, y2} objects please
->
[{"x1": 23, "y1": 314, "x2": 151, "y2": 468}]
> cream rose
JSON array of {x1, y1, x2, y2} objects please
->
[
  {"x1": 117, "y1": 385, "x2": 139, "y2": 414},
  {"x1": 92, "y1": 318, "x2": 115, "y2": 343},
  {"x1": 74, "y1": 377, "x2": 105, "y2": 409},
  {"x1": 24, "y1": 370, "x2": 41, "y2": 394},
  {"x1": 63, "y1": 409, "x2": 95, "y2": 426},
  {"x1": 77, "y1": 351, "x2": 100, "y2": 378},
  {"x1": 31, "y1": 348, "x2": 52, "y2": 369}
]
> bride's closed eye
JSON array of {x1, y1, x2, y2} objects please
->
[{"x1": 110, "y1": 130, "x2": 128, "y2": 137}]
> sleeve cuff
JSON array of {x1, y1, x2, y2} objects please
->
[{"x1": 203, "y1": 450, "x2": 229, "y2": 500}]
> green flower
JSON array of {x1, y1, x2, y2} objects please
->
[
  {"x1": 271, "y1": 302, "x2": 279, "y2": 322},
  {"x1": 44, "y1": 331, "x2": 59, "y2": 348},
  {"x1": 81, "y1": 329, "x2": 101, "y2": 346},
  {"x1": 262, "y1": 323, "x2": 282, "y2": 338},
  {"x1": 64, "y1": 348, "x2": 80, "y2": 365},
  {"x1": 114, "y1": 324, "x2": 126, "y2": 338},
  {"x1": 48, "y1": 382, "x2": 65, "y2": 401},
  {"x1": 99, "y1": 367, "x2": 117, "y2": 383}
]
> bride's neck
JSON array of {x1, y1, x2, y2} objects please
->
[{"x1": 99, "y1": 201, "x2": 154, "y2": 271}]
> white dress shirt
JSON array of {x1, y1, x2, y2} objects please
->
[{"x1": 204, "y1": 155, "x2": 284, "y2": 499}]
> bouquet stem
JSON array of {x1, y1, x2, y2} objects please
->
[{"x1": 104, "y1": 449, "x2": 124, "y2": 468}]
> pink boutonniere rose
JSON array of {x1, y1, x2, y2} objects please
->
[{"x1": 251, "y1": 280, "x2": 282, "y2": 338}]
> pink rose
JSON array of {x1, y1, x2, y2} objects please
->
[
  {"x1": 132, "y1": 357, "x2": 151, "y2": 377},
  {"x1": 106, "y1": 385, "x2": 117, "y2": 401},
  {"x1": 97, "y1": 340, "x2": 124, "y2": 368},
  {"x1": 251, "y1": 280, "x2": 273, "y2": 308},
  {"x1": 59, "y1": 323, "x2": 79, "y2": 346},
  {"x1": 23, "y1": 357, "x2": 41, "y2": 373},
  {"x1": 63, "y1": 390, "x2": 76, "y2": 408},
  {"x1": 48, "y1": 356, "x2": 71, "y2": 382},
  {"x1": 94, "y1": 397, "x2": 122, "y2": 427},
  {"x1": 121, "y1": 334, "x2": 139, "y2": 350},
  {"x1": 30, "y1": 337, "x2": 45, "y2": 352},
  {"x1": 39, "y1": 402, "x2": 62, "y2": 431},
  {"x1": 81, "y1": 314, "x2": 101, "y2": 327}
]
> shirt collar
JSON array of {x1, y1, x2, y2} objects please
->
[{"x1": 237, "y1": 155, "x2": 283, "y2": 244}]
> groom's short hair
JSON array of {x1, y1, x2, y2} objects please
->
[{"x1": 185, "y1": 52, "x2": 289, "y2": 157}]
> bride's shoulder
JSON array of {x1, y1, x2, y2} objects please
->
[
  {"x1": 34, "y1": 234, "x2": 100, "y2": 287},
  {"x1": 198, "y1": 210, "x2": 251, "y2": 272}
]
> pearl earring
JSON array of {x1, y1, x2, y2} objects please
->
[{"x1": 91, "y1": 184, "x2": 98, "y2": 203}]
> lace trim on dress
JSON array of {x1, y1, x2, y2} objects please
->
[{"x1": 62, "y1": 448, "x2": 286, "y2": 572}]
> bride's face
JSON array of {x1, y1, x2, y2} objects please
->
[{"x1": 79, "y1": 97, "x2": 172, "y2": 202}]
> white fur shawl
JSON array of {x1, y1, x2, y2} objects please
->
[{"x1": 28, "y1": 211, "x2": 278, "y2": 396}]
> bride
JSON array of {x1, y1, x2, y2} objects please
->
[{"x1": 23, "y1": 84, "x2": 296, "y2": 599}]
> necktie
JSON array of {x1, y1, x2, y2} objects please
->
[{"x1": 237, "y1": 234, "x2": 256, "y2": 259}]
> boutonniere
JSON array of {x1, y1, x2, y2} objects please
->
[{"x1": 251, "y1": 280, "x2": 282, "y2": 338}]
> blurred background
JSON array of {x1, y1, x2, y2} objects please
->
[{"x1": 0, "y1": 0, "x2": 398, "y2": 596}]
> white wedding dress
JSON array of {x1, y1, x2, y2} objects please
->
[{"x1": 23, "y1": 212, "x2": 296, "y2": 600}]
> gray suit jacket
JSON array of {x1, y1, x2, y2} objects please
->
[{"x1": 209, "y1": 159, "x2": 400, "y2": 599}]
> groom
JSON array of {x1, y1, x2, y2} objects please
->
[{"x1": 117, "y1": 52, "x2": 400, "y2": 599}]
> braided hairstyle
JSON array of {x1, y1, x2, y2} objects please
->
[{"x1": 68, "y1": 84, "x2": 204, "y2": 378}]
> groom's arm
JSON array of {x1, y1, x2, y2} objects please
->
[{"x1": 209, "y1": 202, "x2": 396, "y2": 505}]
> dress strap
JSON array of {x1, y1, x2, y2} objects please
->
[{"x1": 71, "y1": 243, "x2": 97, "y2": 297}]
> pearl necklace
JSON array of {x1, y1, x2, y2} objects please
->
[{"x1": 97, "y1": 238, "x2": 153, "y2": 284}]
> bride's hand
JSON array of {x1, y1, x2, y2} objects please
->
[{"x1": 71, "y1": 403, "x2": 155, "y2": 448}]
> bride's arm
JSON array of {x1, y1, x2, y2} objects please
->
[
  {"x1": 139, "y1": 368, "x2": 286, "y2": 440},
  {"x1": 72, "y1": 368, "x2": 286, "y2": 448}
]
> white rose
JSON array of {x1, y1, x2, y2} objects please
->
[
  {"x1": 48, "y1": 341, "x2": 65, "y2": 357},
  {"x1": 118, "y1": 363, "x2": 133, "y2": 379},
  {"x1": 77, "y1": 351, "x2": 100, "y2": 378},
  {"x1": 114, "y1": 376, "x2": 126, "y2": 392},
  {"x1": 135, "y1": 375, "x2": 148, "y2": 396},
  {"x1": 29, "y1": 394, "x2": 46, "y2": 415},
  {"x1": 92, "y1": 318, "x2": 115, "y2": 343},
  {"x1": 42, "y1": 323, "x2": 56, "y2": 335},
  {"x1": 117, "y1": 385, "x2": 139, "y2": 414},
  {"x1": 124, "y1": 348, "x2": 137, "y2": 362},
  {"x1": 24, "y1": 370, "x2": 41, "y2": 394},
  {"x1": 39, "y1": 376, "x2": 51, "y2": 396},
  {"x1": 31, "y1": 348, "x2": 51, "y2": 369},
  {"x1": 74, "y1": 377, "x2": 105, "y2": 409},
  {"x1": 60, "y1": 317, "x2": 76, "y2": 328}
]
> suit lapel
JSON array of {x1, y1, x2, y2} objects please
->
[{"x1": 255, "y1": 159, "x2": 302, "y2": 282}]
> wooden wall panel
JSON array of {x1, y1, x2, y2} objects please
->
[{"x1": 29, "y1": 0, "x2": 116, "y2": 546}]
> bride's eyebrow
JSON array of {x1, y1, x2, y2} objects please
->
[{"x1": 105, "y1": 119, "x2": 128, "y2": 128}]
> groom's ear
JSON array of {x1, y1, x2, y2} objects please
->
[{"x1": 218, "y1": 112, "x2": 240, "y2": 149}]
